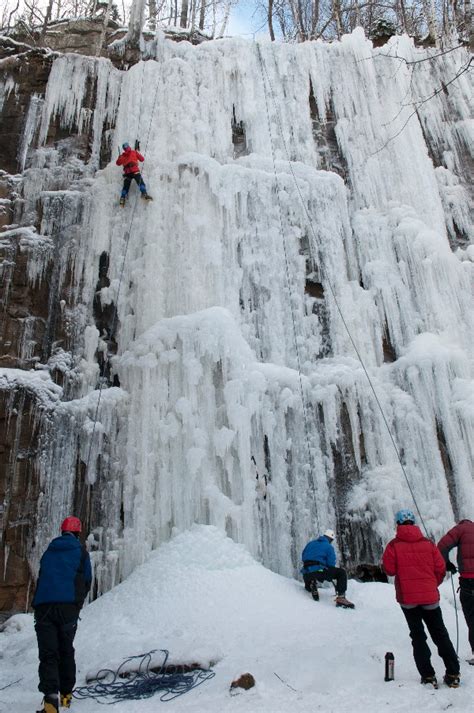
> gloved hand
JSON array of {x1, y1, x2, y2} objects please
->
[{"x1": 446, "y1": 560, "x2": 457, "y2": 574}]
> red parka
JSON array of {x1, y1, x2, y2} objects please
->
[
  {"x1": 116, "y1": 147, "x2": 144, "y2": 175},
  {"x1": 382, "y1": 524, "x2": 446, "y2": 605},
  {"x1": 438, "y1": 519, "x2": 474, "y2": 578}
]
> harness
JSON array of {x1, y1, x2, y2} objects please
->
[{"x1": 303, "y1": 560, "x2": 327, "y2": 572}]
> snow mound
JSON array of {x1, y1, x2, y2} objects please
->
[{"x1": 156, "y1": 523, "x2": 257, "y2": 570}]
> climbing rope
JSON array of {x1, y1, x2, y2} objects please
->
[
  {"x1": 450, "y1": 573, "x2": 460, "y2": 655},
  {"x1": 79, "y1": 60, "x2": 161, "y2": 520},
  {"x1": 256, "y1": 44, "x2": 320, "y2": 530},
  {"x1": 73, "y1": 649, "x2": 215, "y2": 703},
  {"x1": 257, "y1": 49, "x2": 465, "y2": 661},
  {"x1": 256, "y1": 50, "x2": 470, "y2": 663},
  {"x1": 256, "y1": 43, "x2": 429, "y2": 537}
]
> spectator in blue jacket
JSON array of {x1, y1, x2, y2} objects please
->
[
  {"x1": 301, "y1": 529, "x2": 354, "y2": 608},
  {"x1": 32, "y1": 516, "x2": 92, "y2": 713}
]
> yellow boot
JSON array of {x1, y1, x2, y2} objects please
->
[
  {"x1": 60, "y1": 693, "x2": 73, "y2": 708},
  {"x1": 39, "y1": 694, "x2": 59, "y2": 713}
]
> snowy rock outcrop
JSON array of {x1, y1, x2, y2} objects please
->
[{"x1": 0, "y1": 28, "x2": 472, "y2": 609}]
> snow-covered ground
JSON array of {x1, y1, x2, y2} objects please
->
[{"x1": 1, "y1": 526, "x2": 472, "y2": 712}]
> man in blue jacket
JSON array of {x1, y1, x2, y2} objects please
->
[
  {"x1": 301, "y1": 529, "x2": 354, "y2": 608},
  {"x1": 32, "y1": 516, "x2": 92, "y2": 713}
]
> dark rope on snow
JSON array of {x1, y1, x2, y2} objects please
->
[
  {"x1": 73, "y1": 649, "x2": 215, "y2": 704},
  {"x1": 256, "y1": 42, "x2": 429, "y2": 538},
  {"x1": 273, "y1": 671, "x2": 298, "y2": 692},
  {"x1": 0, "y1": 678, "x2": 22, "y2": 691}
]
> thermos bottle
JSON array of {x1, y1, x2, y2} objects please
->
[{"x1": 384, "y1": 652, "x2": 395, "y2": 681}]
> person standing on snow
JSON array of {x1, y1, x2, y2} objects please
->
[
  {"x1": 32, "y1": 517, "x2": 92, "y2": 713},
  {"x1": 382, "y1": 509, "x2": 460, "y2": 688},
  {"x1": 438, "y1": 519, "x2": 474, "y2": 665},
  {"x1": 116, "y1": 142, "x2": 152, "y2": 206},
  {"x1": 301, "y1": 528, "x2": 354, "y2": 608}
]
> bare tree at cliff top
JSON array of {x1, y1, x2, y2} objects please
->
[
  {"x1": 124, "y1": 0, "x2": 146, "y2": 41},
  {"x1": 145, "y1": 0, "x2": 237, "y2": 35},
  {"x1": 262, "y1": 0, "x2": 472, "y2": 44}
]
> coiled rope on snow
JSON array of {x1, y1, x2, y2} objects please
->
[{"x1": 73, "y1": 649, "x2": 215, "y2": 703}]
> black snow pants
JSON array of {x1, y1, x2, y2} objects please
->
[
  {"x1": 34, "y1": 603, "x2": 79, "y2": 696},
  {"x1": 121, "y1": 172, "x2": 147, "y2": 197},
  {"x1": 459, "y1": 578, "x2": 474, "y2": 651},
  {"x1": 303, "y1": 566, "x2": 348, "y2": 596},
  {"x1": 401, "y1": 605, "x2": 459, "y2": 678}
]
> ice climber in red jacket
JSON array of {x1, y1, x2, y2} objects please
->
[
  {"x1": 382, "y1": 509, "x2": 460, "y2": 688},
  {"x1": 438, "y1": 519, "x2": 474, "y2": 664},
  {"x1": 116, "y1": 142, "x2": 152, "y2": 206}
]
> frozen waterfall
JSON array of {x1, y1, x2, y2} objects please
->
[{"x1": 2, "y1": 29, "x2": 472, "y2": 597}]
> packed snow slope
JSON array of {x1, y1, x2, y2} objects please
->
[
  {"x1": 0, "y1": 527, "x2": 472, "y2": 713},
  {"x1": 3, "y1": 28, "x2": 473, "y2": 591}
]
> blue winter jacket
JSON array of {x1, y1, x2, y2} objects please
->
[
  {"x1": 301, "y1": 536, "x2": 336, "y2": 574},
  {"x1": 32, "y1": 533, "x2": 92, "y2": 608}
]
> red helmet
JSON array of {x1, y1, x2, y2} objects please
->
[{"x1": 61, "y1": 516, "x2": 82, "y2": 533}]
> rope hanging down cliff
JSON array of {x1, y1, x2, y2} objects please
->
[
  {"x1": 256, "y1": 43, "x2": 428, "y2": 536},
  {"x1": 80, "y1": 62, "x2": 161, "y2": 518},
  {"x1": 257, "y1": 46, "x2": 321, "y2": 532},
  {"x1": 258, "y1": 46, "x2": 462, "y2": 652}
]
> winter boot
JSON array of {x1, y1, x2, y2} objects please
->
[
  {"x1": 119, "y1": 196, "x2": 126, "y2": 207},
  {"x1": 420, "y1": 675, "x2": 438, "y2": 688},
  {"x1": 335, "y1": 595, "x2": 355, "y2": 609},
  {"x1": 309, "y1": 580, "x2": 319, "y2": 601},
  {"x1": 443, "y1": 673, "x2": 460, "y2": 688},
  {"x1": 467, "y1": 652, "x2": 474, "y2": 666},
  {"x1": 37, "y1": 693, "x2": 59, "y2": 713},
  {"x1": 142, "y1": 192, "x2": 153, "y2": 201},
  {"x1": 60, "y1": 692, "x2": 73, "y2": 708}
]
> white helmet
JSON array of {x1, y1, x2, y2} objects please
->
[{"x1": 324, "y1": 528, "x2": 335, "y2": 540}]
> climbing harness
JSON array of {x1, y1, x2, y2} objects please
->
[
  {"x1": 79, "y1": 60, "x2": 161, "y2": 520},
  {"x1": 256, "y1": 43, "x2": 429, "y2": 536},
  {"x1": 73, "y1": 649, "x2": 215, "y2": 703}
]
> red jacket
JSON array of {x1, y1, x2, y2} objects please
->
[
  {"x1": 438, "y1": 520, "x2": 474, "y2": 579},
  {"x1": 116, "y1": 147, "x2": 144, "y2": 175},
  {"x1": 382, "y1": 524, "x2": 445, "y2": 605}
]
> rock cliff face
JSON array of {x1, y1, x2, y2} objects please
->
[
  {"x1": 0, "y1": 40, "x2": 57, "y2": 175},
  {"x1": 1, "y1": 41, "x2": 49, "y2": 610},
  {"x1": 0, "y1": 33, "x2": 105, "y2": 611},
  {"x1": 0, "y1": 25, "x2": 472, "y2": 613},
  {"x1": 0, "y1": 25, "x2": 198, "y2": 610},
  {"x1": 1, "y1": 384, "x2": 43, "y2": 610}
]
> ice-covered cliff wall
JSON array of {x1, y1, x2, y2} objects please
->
[{"x1": 1, "y1": 29, "x2": 473, "y2": 606}]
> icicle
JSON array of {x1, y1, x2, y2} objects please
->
[{"x1": 18, "y1": 30, "x2": 472, "y2": 592}]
